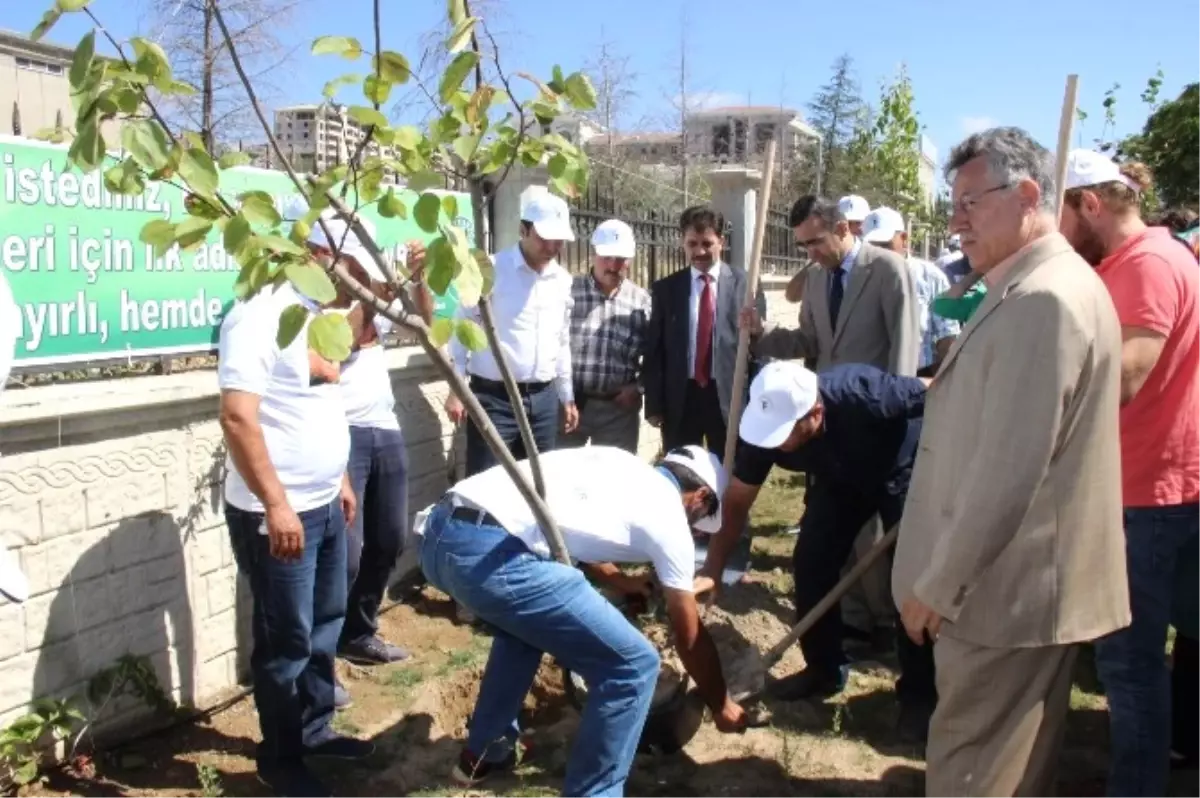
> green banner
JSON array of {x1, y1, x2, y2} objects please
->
[{"x1": 0, "y1": 135, "x2": 472, "y2": 367}]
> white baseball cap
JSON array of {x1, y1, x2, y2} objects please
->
[
  {"x1": 838, "y1": 194, "x2": 871, "y2": 222},
  {"x1": 1065, "y1": 149, "x2": 1140, "y2": 192},
  {"x1": 948, "y1": 233, "x2": 962, "y2": 247},
  {"x1": 661, "y1": 445, "x2": 727, "y2": 534},
  {"x1": 861, "y1": 206, "x2": 905, "y2": 244},
  {"x1": 591, "y1": 219, "x2": 636, "y2": 259},
  {"x1": 739, "y1": 361, "x2": 819, "y2": 449},
  {"x1": 520, "y1": 186, "x2": 575, "y2": 242},
  {"x1": 306, "y1": 209, "x2": 384, "y2": 282}
]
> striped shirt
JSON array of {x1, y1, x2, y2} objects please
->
[
  {"x1": 569, "y1": 274, "x2": 651, "y2": 396},
  {"x1": 909, "y1": 257, "x2": 961, "y2": 369}
]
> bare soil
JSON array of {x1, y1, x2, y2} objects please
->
[{"x1": 20, "y1": 473, "x2": 1197, "y2": 797}]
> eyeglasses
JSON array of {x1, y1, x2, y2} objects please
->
[{"x1": 952, "y1": 183, "x2": 1012, "y2": 216}]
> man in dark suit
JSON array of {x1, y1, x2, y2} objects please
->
[{"x1": 643, "y1": 206, "x2": 767, "y2": 456}]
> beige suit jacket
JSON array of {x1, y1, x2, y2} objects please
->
[
  {"x1": 892, "y1": 233, "x2": 1130, "y2": 648},
  {"x1": 756, "y1": 242, "x2": 921, "y2": 376}
]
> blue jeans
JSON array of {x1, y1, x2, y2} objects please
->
[
  {"x1": 342, "y1": 425, "x2": 408, "y2": 646},
  {"x1": 465, "y1": 380, "x2": 559, "y2": 477},
  {"x1": 226, "y1": 500, "x2": 348, "y2": 766},
  {"x1": 419, "y1": 502, "x2": 658, "y2": 797},
  {"x1": 1095, "y1": 502, "x2": 1199, "y2": 796}
]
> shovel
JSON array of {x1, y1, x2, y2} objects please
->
[{"x1": 726, "y1": 525, "x2": 900, "y2": 704}]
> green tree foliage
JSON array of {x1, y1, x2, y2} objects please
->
[
  {"x1": 845, "y1": 66, "x2": 923, "y2": 218},
  {"x1": 806, "y1": 53, "x2": 864, "y2": 197},
  {"x1": 1122, "y1": 82, "x2": 1199, "y2": 210}
]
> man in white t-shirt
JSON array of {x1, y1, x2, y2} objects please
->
[
  {"x1": 303, "y1": 218, "x2": 433, "y2": 677},
  {"x1": 218, "y1": 213, "x2": 372, "y2": 796},
  {"x1": 419, "y1": 445, "x2": 752, "y2": 796}
]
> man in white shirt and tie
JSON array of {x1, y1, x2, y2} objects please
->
[{"x1": 446, "y1": 188, "x2": 579, "y2": 476}]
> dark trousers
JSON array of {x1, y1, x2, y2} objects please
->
[
  {"x1": 793, "y1": 477, "x2": 936, "y2": 708},
  {"x1": 1173, "y1": 634, "x2": 1198, "y2": 766},
  {"x1": 341, "y1": 425, "x2": 408, "y2": 646},
  {"x1": 663, "y1": 379, "x2": 725, "y2": 455},
  {"x1": 226, "y1": 500, "x2": 347, "y2": 765},
  {"x1": 1095, "y1": 502, "x2": 1199, "y2": 796},
  {"x1": 465, "y1": 378, "x2": 559, "y2": 477}
]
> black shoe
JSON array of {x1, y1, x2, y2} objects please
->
[
  {"x1": 896, "y1": 702, "x2": 933, "y2": 746},
  {"x1": 256, "y1": 760, "x2": 331, "y2": 797},
  {"x1": 340, "y1": 635, "x2": 411, "y2": 666},
  {"x1": 303, "y1": 735, "x2": 376, "y2": 760},
  {"x1": 450, "y1": 739, "x2": 530, "y2": 787},
  {"x1": 769, "y1": 666, "x2": 847, "y2": 701}
]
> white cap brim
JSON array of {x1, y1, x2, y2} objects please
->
[
  {"x1": 532, "y1": 218, "x2": 576, "y2": 242},
  {"x1": 593, "y1": 242, "x2": 634, "y2": 259},
  {"x1": 863, "y1": 227, "x2": 898, "y2": 244},
  {"x1": 739, "y1": 404, "x2": 798, "y2": 449}
]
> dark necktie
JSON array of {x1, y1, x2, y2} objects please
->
[
  {"x1": 694, "y1": 273, "x2": 714, "y2": 386},
  {"x1": 829, "y1": 266, "x2": 845, "y2": 330}
]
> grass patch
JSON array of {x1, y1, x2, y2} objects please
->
[
  {"x1": 385, "y1": 666, "x2": 425, "y2": 692},
  {"x1": 332, "y1": 714, "x2": 362, "y2": 736}
]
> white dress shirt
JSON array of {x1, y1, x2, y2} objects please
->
[
  {"x1": 450, "y1": 243, "x2": 575, "y2": 404},
  {"x1": 687, "y1": 262, "x2": 726, "y2": 377},
  {"x1": 338, "y1": 310, "x2": 401, "y2": 431},
  {"x1": 448, "y1": 447, "x2": 696, "y2": 590}
]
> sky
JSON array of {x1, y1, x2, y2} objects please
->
[{"x1": 5, "y1": 0, "x2": 1199, "y2": 177}]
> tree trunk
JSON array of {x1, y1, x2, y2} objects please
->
[{"x1": 201, "y1": 3, "x2": 215, "y2": 152}]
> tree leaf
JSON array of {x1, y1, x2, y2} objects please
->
[
  {"x1": 239, "y1": 192, "x2": 281, "y2": 227},
  {"x1": 363, "y1": 75, "x2": 392, "y2": 105},
  {"x1": 392, "y1": 125, "x2": 422, "y2": 151},
  {"x1": 441, "y1": 195, "x2": 459, "y2": 220},
  {"x1": 447, "y1": 17, "x2": 478, "y2": 54},
  {"x1": 373, "y1": 51, "x2": 411, "y2": 84},
  {"x1": 67, "y1": 118, "x2": 105, "y2": 171},
  {"x1": 174, "y1": 215, "x2": 213, "y2": 250},
  {"x1": 563, "y1": 72, "x2": 598, "y2": 111},
  {"x1": 158, "y1": 79, "x2": 197, "y2": 95},
  {"x1": 424, "y1": 237, "x2": 457, "y2": 295},
  {"x1": 454, "y1": 245, "x2": 483, "y2": 308},
  {"x1": 103, "y1": 159, "x2": 145, "y2": 195},
  {"x1": 31, "y1": 8, "x2": 63, "y2": 41},
  {"x1": 439, "y1": 52, "x2": 479, "y2": 103},
  {"x1": 139, "y1": 219, "x2": 177, "y2": 259},
  {"x1": 455, "y1": 318, "x2": 488, "y2": 352},
  {"x1": 261, "y1": 234, "x2": 306, "y2": 255},
  {"x1": 223, "y1": 214, "x2": 253, "y2": 256},
  {"x1": 413, "y1": 193, "x2": 442, "y2": 233},
  {"x1": 378, "y1": 189, "x2": 408, "y2": 219},
  {"x1": 57, "y1": 0, "x2": 92, "y2": 9},
  {"x1": 447, "y1": 0, "x2": 466, "y2": 26},
  {"x1": 348, "y1": 105, "x2": 389, "y2": 128},
  {"x1": 547, "y1": 152, "x2": 568, "y2": 179},
  {"x1": 285, "y1": 260, "x2": 338, "y2": 303},
  {"x1": 452, "y1": 133, "x2": 481, "y2": 164},
  {"x1": 312, "y1": 35, "x2": 362, "y2": 59},
  {"x1": 308, "y1": 313, "x2": 352, "y2": 362},
  {"x1": 15, "y1": 760, "x2": 40, "y2": 786},
  {"x1": 218, "y1": 151, "x2": 252, "y2": 169},
  {"x1": 121, "y1": 119, "x2": 172, "y2": 172},
  {"x1": 323, "y1": 72, "x2": 362, "y2": 99},
  {"x1": 131, "y1": 37, "x2": 170, "y2": 83},
  {"x1": 179, "y1": 148, "x2": 218, "y2": 197},
  {"x1": 69, "y1": 29, "x2": 95, "y2": 89},
  {"x1": 276, "y1": 303, "x2": 309, "y2": 349},
  {"x1": 429, "y1": 317, "x2": 455, "y2": 347},
  {"x1": 406, "y1": 171, "x2": 444, "y2": 192},
  {"x1": 472, "y1": 248, "x2": 495, "y2": 295}
]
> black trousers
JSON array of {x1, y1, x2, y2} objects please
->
[
  {"x1": 663, "y1": 379, "x2": 725, "y2": 456},
  {"x1": 793, "y1": 476, "x2": 937, "y2": 708}
]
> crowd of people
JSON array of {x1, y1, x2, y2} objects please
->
[{"x1": 210, "y1": 124, "x2": 1197, "y2": 797}]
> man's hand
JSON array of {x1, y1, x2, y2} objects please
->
[
  {"x1": 340, "y1": 474, "x2": 357, "y2": 528},
  {"x1": 693, "y1": 573, "x2": 720, "y2": 604},
  {"x1": 445, "y1": 394, "x2": 467, "y2": 424},
  {"x1": 265, "y1": 501, "x2": 305, "y2": 562},
  {"x1": 713, "y1": 697, "x2": 751, "y2": 733},
  {"x1": 900, "y1": 596, "x2": 943, "y2": 645},
  {"x1": 563, "y1": 402, "x2": 580, "y2": 433},
  {"x1": 738, "y1": 306, "x2": 764, "y2": 337},
  {"x1": 611, "y1": 572, "x2": 655, "y2": 602},
  {"x1": 646, "y1": 415, "x2": 663, "y2": 428},
  {"x1": 308, "y1": 350, "x2": 341, "y2": 385},
  {"x1": 613, "y1": 384, "x2": 641, "y2": 410}
]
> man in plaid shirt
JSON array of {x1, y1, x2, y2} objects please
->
[{"x1": 563, "y1": 219, "x2": 652, "y2": 453}]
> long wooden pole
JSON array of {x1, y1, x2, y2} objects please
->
[
  {"x1": 722, "y1": 139, "x2": 777, "y2": 480},
  {"x1": 1053, "y1": 75, "x2": 1080, "y2": 225}
]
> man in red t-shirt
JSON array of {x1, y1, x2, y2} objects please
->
[{"x1": 1061, "y1": 150, "x2": 1200, "y2": 797}]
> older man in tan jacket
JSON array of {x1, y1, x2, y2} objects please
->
[{"x1": 893, "y1": 127, "x2": 1130, "y2": 796}]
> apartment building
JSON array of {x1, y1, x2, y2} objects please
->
[
  {"x1": 274, "y1": 103, "x2": 396, "y2": 176},
  {"x1": 684, "y1": 106, "x2": 820, "y2": 167}
]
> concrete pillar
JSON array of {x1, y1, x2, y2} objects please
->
[
  {"x1": 706, "y1": 166, "x2": 761, "y2": 272},
  {"x1": 488, "y1": 164, "x2": 549, "y2": 254}
]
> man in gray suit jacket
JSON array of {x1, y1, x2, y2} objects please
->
[
  {"x1": 643, "y1": 206, "x2": 767, "y2": 455},
  {"x1": 743, "y1": 195, "x2": 920, "y2": 374}
]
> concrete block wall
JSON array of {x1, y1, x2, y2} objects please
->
[{"x1": 0, "y1": 284, "x2": 790, "y2": 742}]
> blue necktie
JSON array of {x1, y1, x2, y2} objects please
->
[{"x1": 829, "y1": 266, "x2": 845, "y2": 329}]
